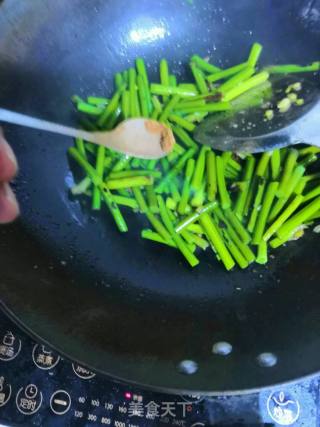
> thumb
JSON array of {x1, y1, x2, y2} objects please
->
[
  {"x1": 0, "y1": 128, "x2": 18, "y2": 182},
  {"x1": 0, "y1": 182, "x2": 19, "y2": 224}
]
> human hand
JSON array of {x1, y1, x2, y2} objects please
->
[{"x1": 0, "y1": 128, "x2": 19, "y2": 223}]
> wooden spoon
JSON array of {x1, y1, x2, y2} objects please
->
[{"x1": 0, "y1": 108, "x2": 175, "y2": 159}]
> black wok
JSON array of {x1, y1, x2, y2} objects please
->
[{"x1": 1, "y1": 0, "x2": 320, "y2": 394}]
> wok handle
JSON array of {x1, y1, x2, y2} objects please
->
[{"x1": 0, "y1": 108, "x2": 97, "y2": 143}]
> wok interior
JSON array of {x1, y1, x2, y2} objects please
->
[{"x1": 1, "y1": 0, "x2": 320, "y2": 393}]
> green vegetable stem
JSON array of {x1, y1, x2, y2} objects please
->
[{"x1": 69, "y1": 45, "x2": 320, "y2": 271}]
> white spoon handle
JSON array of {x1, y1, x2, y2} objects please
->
[{"x1": 0, "y1": 108, "x2": 96, "y2": 142}]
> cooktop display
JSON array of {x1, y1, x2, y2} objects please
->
[{"x1": 0, "y1": 308, "x2": 318, "y2": 427}]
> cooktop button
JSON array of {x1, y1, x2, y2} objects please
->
[
  {"x1": 16, "y1": 384, "x2": 43, "y2": 415},
  {"x1": 50, "y1": 390, "x2": 71, "y2": 415},
  {"x1": 0, "y1": 331, "x2": 21, "y2": 361},
  {"x1": 72, "y1": 363, "x2": 95, "y2": 379},
  {"x1": 0, "y1": 376, "x2": 12, "y2": 407},
  {"x1": 32, "y1": 344, "x2": 60, "y2": 370}
]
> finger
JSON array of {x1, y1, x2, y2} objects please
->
[
  {"x1": 0, "y1": 183, "x2": 20, "y2": 224},
  {"x1": 0, "y1": 128, "x2": 18, "y2": 182}
]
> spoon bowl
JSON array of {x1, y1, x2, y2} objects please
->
[{"x1": 194, "y1": 74, "x2": 320, "y2": 153}]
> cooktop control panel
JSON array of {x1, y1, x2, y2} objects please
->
[{"x1": 0, "y1": 311, "x2": 319, "y2": 426}]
